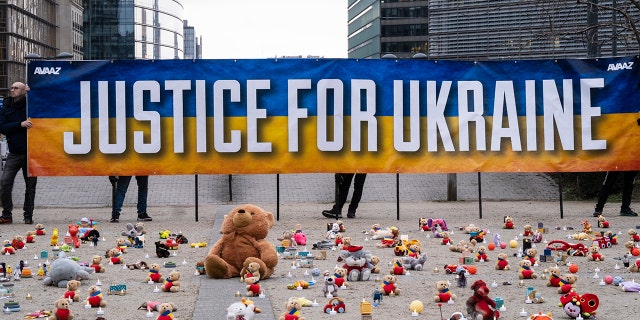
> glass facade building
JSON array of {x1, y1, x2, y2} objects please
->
[
  {"x1": 348, "y1": 0, "x2": 428, "y2": 59},
  {"x1": 83, "y1": 0, "x2": 184, "y2": 60},
  {"x1": 183, "y1": 19, "x2": 201, "y2": 59},
  {"x1": 0, "y1": 0, "x2": 58, "y2": 95}
]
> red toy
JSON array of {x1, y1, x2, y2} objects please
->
[
  {"x1": 559, "y1": 291, "x2": 599, "y2": 318},
  {"x1": 165, "y1": 238, "x2": 178, "y2": 250},
  {"x1": 546, "y1": 240, "x2": 588, "y2": 256},
  {"x1": 323, "y1": 297, "x2": 346, "y2": 314},
  {"x1": 68, "y1": 224, "x2": 80, "y2": 248},
  {"x1": 466, "y1": 279, "x2": 500, "y2": 320}
]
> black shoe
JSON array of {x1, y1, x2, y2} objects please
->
[
  {"x1": 23, "y1": 217, "x2": 33, "y2": 225},
  {"x1": 322, "y1": 210, "x2": 342, "y2": 219},
  {"x1": 593, "y1": 210, "x2": 603, "y2": 217},
  {"x1": 347, "y1": 210, "x2": 356, "y2": 219},
  {"x1": 620, "y1": 208, "x2": 638, "y2": 216},
  {"x1": 137, "y1": 214, "x2": 153, "y2": 222},
  {"x1": 0, "y1": 216, "x2": 12, "y2": 224},
  {"x1": 110, "y1": 217, "x2": 119, "y2": 223}
]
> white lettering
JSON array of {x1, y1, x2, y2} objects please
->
[
  {"x1": 491, "y1": 81, "x2": 521, "y2": 151},
  {"x1": 458, "y1": 81, "x2": 486, "y2": 151},
  {"x1": 393, "y1": 80, "x2": 420, "y2": 152},
  {"x1": 317, "y1": 79, "x2": 344, "y2": 151},
  {"x1": 351, "y1": 79, "x2": 377, "y2": 151},
  {"x1": 427, "y1": 81, "x2": 455, "y2": 152},
  {"x1": 246, "y1": 80, "x2": 271, "y2": 152},
  {"x1": 213, "y1": 80, "x2": 241, "y2": 152},
  {"x1": 580, "y1": 78, "x2": 606, "y2": 150},
  {"x1": 287, "y1": 79, "x2": 311, "y2": 152}
]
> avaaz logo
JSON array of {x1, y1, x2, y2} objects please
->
[
  {"x1": 33, "y1": 67, "x2": 62, "y2": 75},
  {"x1": 606, "y1": 62, "x2": 634, "y2": 71}
]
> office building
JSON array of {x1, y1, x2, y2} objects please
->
[
  {"x1": 348, "y1": 0, "x2": 428, "y2": 59},
  {"x1": 82, "y1": 0, "x2": 185, "y2": 60},
  {"x1": 0, "y1": 0, "x2": 59, "y2": 95},
  {"x1": 57, "y1": 0, "x2": 84, "y2": 60},
  {"x1": 183, "y1": 20, "x2": 202, "y2": 59}
]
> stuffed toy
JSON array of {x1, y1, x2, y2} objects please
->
[
  {"x1": 559, "y1": 291, "x2": 599, "y2": 319},
  {"x1": 525, "y1": 248, "x2": 539, "y2": 265},
  {"x1": 226, "y1": 298, "x2": 259, "y2": 320},
  {"x1": 434, "y1": 280, "x2": 455, "y2": 302},
  {"x1": 278, "y1": 230, "x2": 295, "y2": 248},
  {"x1": 25, "y1": 231, "x2": 35, "y2": 243},
  {"x1": 326, "y1": 222, "x2": 340, "y2": 239},
  {"x1": 338, "y1": 245, "x2": 373, "y2": 281},
  {"x1": 628, "y1": 258, "x2": 640, "y2": 272},
  {"x1": 557, "y1": 273, "x2": 578, "y2": 294},
  {"x1": 241, "y1": 262, "x2": 262, "y2": 297},
  {"x1": 11, "y1": 235, "x2": 25, "y2": 250},
  {"x1": 419, "y1": 217, "x2": 430, "y2": 231},
  {"x1": 155, "y1": 241, "x2": 170, "y2": 258},
  {"x1": 126, "y1": 260, "x2": 148, "y2": 270},
  {"x1": 322, "y1": 276, "x2": 339, "y2": 298},
  {"x1": 381, "y1": 274, "x2": 400, "y2": 295},
  {"x1": 49, "y1": 298, "x2": 74, "y2": 320},
  {"x1": 369, "y1": 255, "x2": 381, "y2": 273},
  {"x1": 156, "y1": 302, "x2": 175, "y2": 320},
  {"x1": 370, "y1": 224, "x2": 394, "y2": 240},
  {"x1": 121, "y1": 222, "x2": 145, "y2": 248},
  {"x1": 518, "y1": 259, "x2": 538, "y2": 279},
  {"x1": 596, "y1": 214, "x2": 609, "y2": 228},
  {"x1": 427, "y1": 218, "x2": 448, "y2": 231},
  {"x1": 35, "y1": 223, "x2": 46, "y2": 236},
  {"x1": 162, "y1": 270, "x2": 181, "y2": 292},
  {"x1": 90, "y1": 255, "x2": 105, "y2": 273},
  {"x1": 546, "y1": 266, "x2": 562, "y2": 287},
  {"x1": 495, "y1": 253, "x2": 510, "y2": 270},
  {"x1": 1, "y1": 240, "x2": 14, "y2": 254},
  {"x1": 106, "y1": 248, "x2": 124, "y2": 264},
  {"x1": 390, "y1": 257, "x2": 406, "y2": 275},
  {"x1": 629, "y1": 229, "x2": 640, "y2": 242},
  {"x1": 67, "y1": 224, "x2": 80, "y2": 248},
  {"x1": 402, "y1": 253, "x2": 428, "y2": 271},
  {"x1": 43, "y1": 254, "x2": 93, "y2": 288},
  {"x1": 440, "y1": 231, "x2": 452, "y2": 245},
  {"x1": 407, "y1": 243, "x2": 421, "y2": 258},
  {"x1": 332, "y1": 267, "x2": 348, "y2": 287},
  {"x1": 138, "y1": 301, "x2": 177, "y2": 312},
  {"x1": 85, "y1": 285, "x2": 106, "y2": 308},
  {"x1": 529, "y1": 312, "x2": 553, "y2": 320},
  {"x1": 450, "y1": 239, "x2": 476, "y2": 254},
  {"x1": 587, "y1": 245, "x2": 604, "y2": 261},
  {"x1": 279, "y1": 297, "x2": 306, "y2": 320},
  {"x1": 475, "y1": 245, "x2": 489, "y2": 262},
  {"x1": 531, "y1": 230, "x2": 543, "y2": 243},
  {"x1": 466, "y1": 279, "x2": 500, "y2": 320},
  {"x1": 62, "y1": 279, "x2": 81, "y2": 302},
  {"x1": 204, "y1": 204, "x2": 278, "y2": 279},
  {"x1": 468, "y1": 226, "x2": 486, "y2": 243},
  {"x1": 581, "y1": 220, "x2": 593, "y2": 234},
  {"x1": 604, "y1": 230, "x2": 618, "y2": 245},
  {"x1": 146, "y1": 263, "x2": 163, "y2": 283},
  {"x1": 333, "y1": 233, "x2": 344, "y2": 246},
  {"x1": 503, "y1": 216, "x2": 515, "y2": 229},
  {"x1": 115, "y1": 238, "x2": 128, "y2": 252},
  {"x1": 523, "y1": 224, "x2": 534, "y2": 237},
  {"x1": 293, "y1": 224, "x2": 306, "y2": 246},
  {"x1": 51, "y1": 227, "x2": 59, "y2": 246},
  {"x1": 159, "y1": 230, "x2": 171, "y2": 239}
]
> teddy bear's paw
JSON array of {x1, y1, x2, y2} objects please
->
[{"x1": 205, "y1": 255, "x2": 231, "y2": 278}]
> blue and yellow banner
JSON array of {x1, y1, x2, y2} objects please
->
[{"x1": 26, "y1": 57, "x2": 640, "y2": 176}]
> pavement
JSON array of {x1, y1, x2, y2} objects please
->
[{"x1": 6, "y1": 172, "x2": 562, "y2": 318}]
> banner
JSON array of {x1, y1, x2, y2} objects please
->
[{"x1": 26, "y1": 57, "x2": 640, "y2": 176}]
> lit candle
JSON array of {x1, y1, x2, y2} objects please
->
[
  {"x1": 96, "y1": 307, "x2": 104, "y2": 315},
  {"x1": 412, "y1": 309, "x2": 419, "y2": 317}
]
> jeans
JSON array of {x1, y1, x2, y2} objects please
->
[
  {"x1": 112, "y1": 176, "x2": 148, "y2": 217},
  {"x1": 1, "y1": 153, "x2": 37, "y2": 218}
]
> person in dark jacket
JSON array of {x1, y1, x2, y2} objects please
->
[
  {"x1": 0, "y1": 82, "x2": 37, "y2": 224},
  {"x1": 322, "y1": 173, "x2": 367, "y2": 219}
]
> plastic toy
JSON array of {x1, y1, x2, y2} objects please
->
[
  {"x1": 324, "y1": 297, "x2": 346, "y2": 314},
  {"x1": 545, "y1": 240, "x2": 588, "y2": 256},
  {"x1": 67, "y1": 224, "x2": 80, "y2": 248}
]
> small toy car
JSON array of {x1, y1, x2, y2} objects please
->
[{"x1": 324, "y1": 297, "x2": 346, "y2": 314}]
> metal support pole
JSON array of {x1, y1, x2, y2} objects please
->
[
  {"x1": 559, "y1": 173, "x2": 564, "y2": 219},
  {"x1": 195, "y1": 174, "x2": 199, "y2": 222},
  {"x1": 478, "y1": 172, "x2": 483, "y2": 219},
  {"x1": 447, "y1": 173, "x2": 457, "y2": 201},
  {"x1": 228, "y1": 174, "x2": 233, "y2": 202},
  {"x1": 396, "y1": 173, "x2": 400, "y2": 220},
  {"x1": 276, "y1": 174, "x2": 280, "y2": 221},
  {"x1": 110, "y1": 177, "x2": 117, "y2": 215}
]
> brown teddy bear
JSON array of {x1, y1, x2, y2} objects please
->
[
  {"x1": 115, "y1": 238, "x2": 128, "y2": 253},
  {"x1": 12, "y1": 235, "x2": 25, "y2": 249},
  {"x1": 241, "y1": 261, "x2": 262, "y2": 297},
  {"x1": 25, "y1": 231, "x2": 36, "y2": 243},
  {"x1": 90, "y1": 255, "x2": 105, "y2": 273},
  {"x1": 62, "y1": 279, "x2": 81, "y2": 302},
  {"x1": 162, "y1": 270, "x2": 181, "y2": 292},
  {"x1": 333, "y1": 267, "x2": 349, "y2": 287},
  {"x1": 597, "y1": 214, "x2": 609, "y2": 228},
  {"x1": 105, "y1": 248, "x2": 123, "y2": 264},
  {"x1": 50, "y1": 298, "x2": 74, "y2": 320},
  {"x1": 381, "y1": 274, "x2": 400, "y2": 295},
  {"x1": 587, "y1": 245, "x2": 604, "y2": 261},
  {"x1": 390, "y1": 257, "x2": 406, "y2": 275},
  {"x1": 369, "y1": 255, "x2": 381, "y2": 273},
  {"x1": 279, "y1": 297, "x2": 305, "y2": 320},
  {"x1": 1, "y1": 240, "x2": 14, "y2": 255},
  {"x1": 557, "y1": 273, "x2": 578, "y2": 294},
  {"x1": 434, "y1": 280, "x2": 456, "y2": 302},
  {"x1": 440, "y1": 231, "x2": 452, "y2": 245},
  {"x1": 518, "y1": 259, "x2": 537, "y2": 279},
  {"x1": 475, "y1": 245, "x2": 489, "y2": 262},
  {"x1": 205, "y1": 204, "x2": 278, "y2": 279},
  {"x1": 523, "y1": 224, "x2": 533, "y2": 237},
  {"x1": 629, "y1": 229, "x2": 640, "y2": 242},
  {"x1": 156, "y1": 302, "x2": 175, "y2": 320},
  {"x1": 525, "y1": 248, "x2": 539, "y2": 265},
  {"x1": 35, "y1": 223, "x2": 46, "y2": 235},
  {"x1": 85, "y1": 285, "x2": 106, "y2": 308},
  {"x1": 146, "y1": 263, "x2": 163, "y2": 283},
  {"x1": 495, "y1": 253, "x2": 510, "y2": 270},
  {"x1": 546, "y1": 266, "x2": 562, "y2": 287},
  {"x1": 628, "y1": 258, "x2": 640, "y2": 272},
  {"x1": 503, "y1": 216, "x2": 515, "y2": 229}
]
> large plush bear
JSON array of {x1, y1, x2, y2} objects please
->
[
  {"x1": 205, "y1": 204, "x2": 278, "y2": 279},
  {"x1": 466, "y1": 279, "x2": 500, "y2": 320}
]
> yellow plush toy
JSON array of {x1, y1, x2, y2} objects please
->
[{"x1": 51, "y1": 228, "x2": 59, "y2": 246}]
